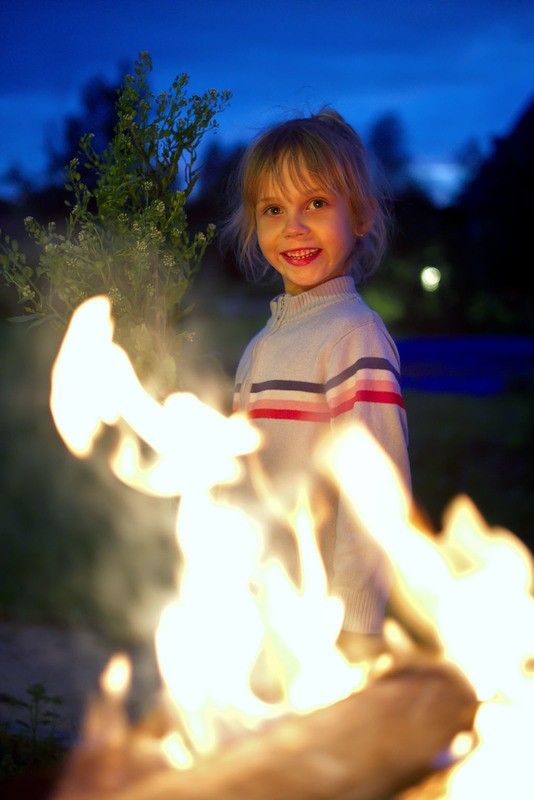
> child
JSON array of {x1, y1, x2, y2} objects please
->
[{"x1": 225, "y1": 108, "x2": 410, "y2": 652}]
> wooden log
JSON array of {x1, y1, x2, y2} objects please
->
[
  {"x1": 394, "y1": 771, "x2": 453, "y2": 800},
  {"x1": 53, "y1": 661, "x2": 478, "y2": 800}
]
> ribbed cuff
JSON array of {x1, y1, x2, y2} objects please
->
[{"x1": 335, "y1": 586, "x2": 387, "y2": 634}]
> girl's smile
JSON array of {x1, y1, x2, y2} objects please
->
[
  {"x1": 255, "y1": 164, "x2": 360, "y2": 295},
  {"x1": 281, "y1": 247, "x2": 322, "y2": 266}
]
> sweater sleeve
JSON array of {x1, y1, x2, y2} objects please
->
[{"x1": 326, "y1": 316, "x2": 411, "y2": 633}]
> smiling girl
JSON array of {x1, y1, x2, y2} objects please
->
[{"x1": 225, "y1": 108, "x2": 410, "y2": 654}]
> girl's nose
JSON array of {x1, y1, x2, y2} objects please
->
[{"x1": 284, "y1": 209, "x2": 309, "y2": 237}]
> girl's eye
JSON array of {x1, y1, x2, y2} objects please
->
[
  {"x1": 310, "y1": 198, "x2": 326, "y2": 209},
  {"x1": 265, "y1": 205, "x2": 282, "y2": 216}
]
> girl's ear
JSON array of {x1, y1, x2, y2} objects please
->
[{"x1": 355, "y1": 198, "x2": 377, "y2": 237}]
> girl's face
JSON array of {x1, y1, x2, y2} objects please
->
[{"x1": 254, "y1": 162, "x2": 359, "y2": 295}]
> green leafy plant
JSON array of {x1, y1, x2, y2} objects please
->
[
  {"x1": 0, "y1": 52, "x2": 231, "y2": 393},
  {"x1": 9, "y1": 683, "x2": 62, "y2": 745},
  {"x1": 0, "y1": 683, "x2": 65, "y2": 779}
]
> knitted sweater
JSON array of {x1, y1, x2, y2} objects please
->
[{"x1": 233, "y1": 276, "x2": 410, "y2": 633}]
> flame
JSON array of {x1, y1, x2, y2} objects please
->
[
  {"x1": 50, "y1": 297, "x2": 365, "y2": 763},
  {"x1": 50, "y1": 295, "x2": 259, "y2": 489},
  {"x1": 51, "y1": 296, "x2": 534, "y2": 794},
  {"x1": 325, "y1": 425, "x2": 534, "y2": 796},
  {"x1": 100, "y1": 654, "x2": 132, "y2": 700}
]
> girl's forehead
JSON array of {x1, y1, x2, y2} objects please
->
[{"x1": 254, "y1": 157, "x2": 333, "y2": 201}]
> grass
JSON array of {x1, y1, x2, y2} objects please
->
[{"x1": 404, "y1": 389, "x2": 533, "y2": 547}]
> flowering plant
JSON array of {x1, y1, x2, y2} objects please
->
[{"x1": 0, "y1": 52, "x2": 231, "y2": 392}]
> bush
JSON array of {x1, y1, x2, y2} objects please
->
[{"x1": 0, "y1": 52, "x2": 231, "y2": 394}]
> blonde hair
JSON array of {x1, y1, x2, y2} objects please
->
[{"x1": 224, "y1": 108, "x2": 389, "y2": 286}]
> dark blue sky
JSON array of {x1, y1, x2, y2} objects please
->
[{"x1": 1, "y1": 0, "x2": 533, "y2": 202}]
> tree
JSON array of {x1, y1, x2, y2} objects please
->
[
  {"x1": 45, "y1": 70, "x2": 125, "y2": 187},
  {"x1": 449, "y1": 97, "x2": 534, "y2": 332},
  {"x1": 0, "y1": 52, "x2": 231, "y2": 393},
  {"x1": 367, "y1": 112, "x2": 411, "y2": 194},
  {"x1": 454, "y1": 137, "x2": 484, "y2": 183}
]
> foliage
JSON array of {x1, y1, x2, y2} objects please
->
[
  {"x1": 4, "y1": 683, "x2": 62, "y2": 745},
  {"x1": 0, "y1": 683, "x2": 65, "y2": 780},
  {"x1": 0, "y1": 52, "x2": 231, "y2": 393}
]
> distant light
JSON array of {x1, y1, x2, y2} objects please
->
[{"x1": 421, "y1": 266, "x2": 441, "y2": 292}]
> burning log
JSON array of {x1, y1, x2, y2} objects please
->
[{"x1": 54, "y1": 659, "x2": 477, "y2": 800}]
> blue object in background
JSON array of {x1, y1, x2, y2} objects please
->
[{"x1": 398, "y1": 336, "x2": 534, "y2": 395}]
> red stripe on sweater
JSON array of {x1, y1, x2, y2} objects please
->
[
  {"x1": 248, "y1": 390, "x2": 405, "y2": 422},
  {"x1": 332, "y1": 389, "x2": 405, "y2": 416},
  {"x1": 248, "y1": 408, "x2": 331, "y2": 422}
]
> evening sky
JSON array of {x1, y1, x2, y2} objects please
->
[{"x1": 1, "y1": 0, "x2": 533, "y2": 202}]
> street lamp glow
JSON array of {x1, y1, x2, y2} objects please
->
[{"x1": 421, "y1": 266, "x2": 441, "y2": 292}]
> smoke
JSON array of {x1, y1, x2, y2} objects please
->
[{"x1": 0, "y1": 320, "x2": 178, "y2": 645}]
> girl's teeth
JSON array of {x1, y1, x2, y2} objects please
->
[{"x1": 286, "y1": 249, "x2": 318, "y2": 259}]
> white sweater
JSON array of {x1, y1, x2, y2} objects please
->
[{"x1": 233, "y1": 276, "x2": 410, "y2": 633}]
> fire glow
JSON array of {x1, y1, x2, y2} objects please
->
[{"x1": 50, "y1": 296, "x2": 534, "y2": 798}]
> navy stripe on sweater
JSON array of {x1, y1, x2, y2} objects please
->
[{"x1": 244, "y1": 357, "x2": 400, "y2": 396}]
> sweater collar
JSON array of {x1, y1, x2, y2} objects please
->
[{"x1": 270, "y1": 276, "x2": 358, "y2": 320}]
